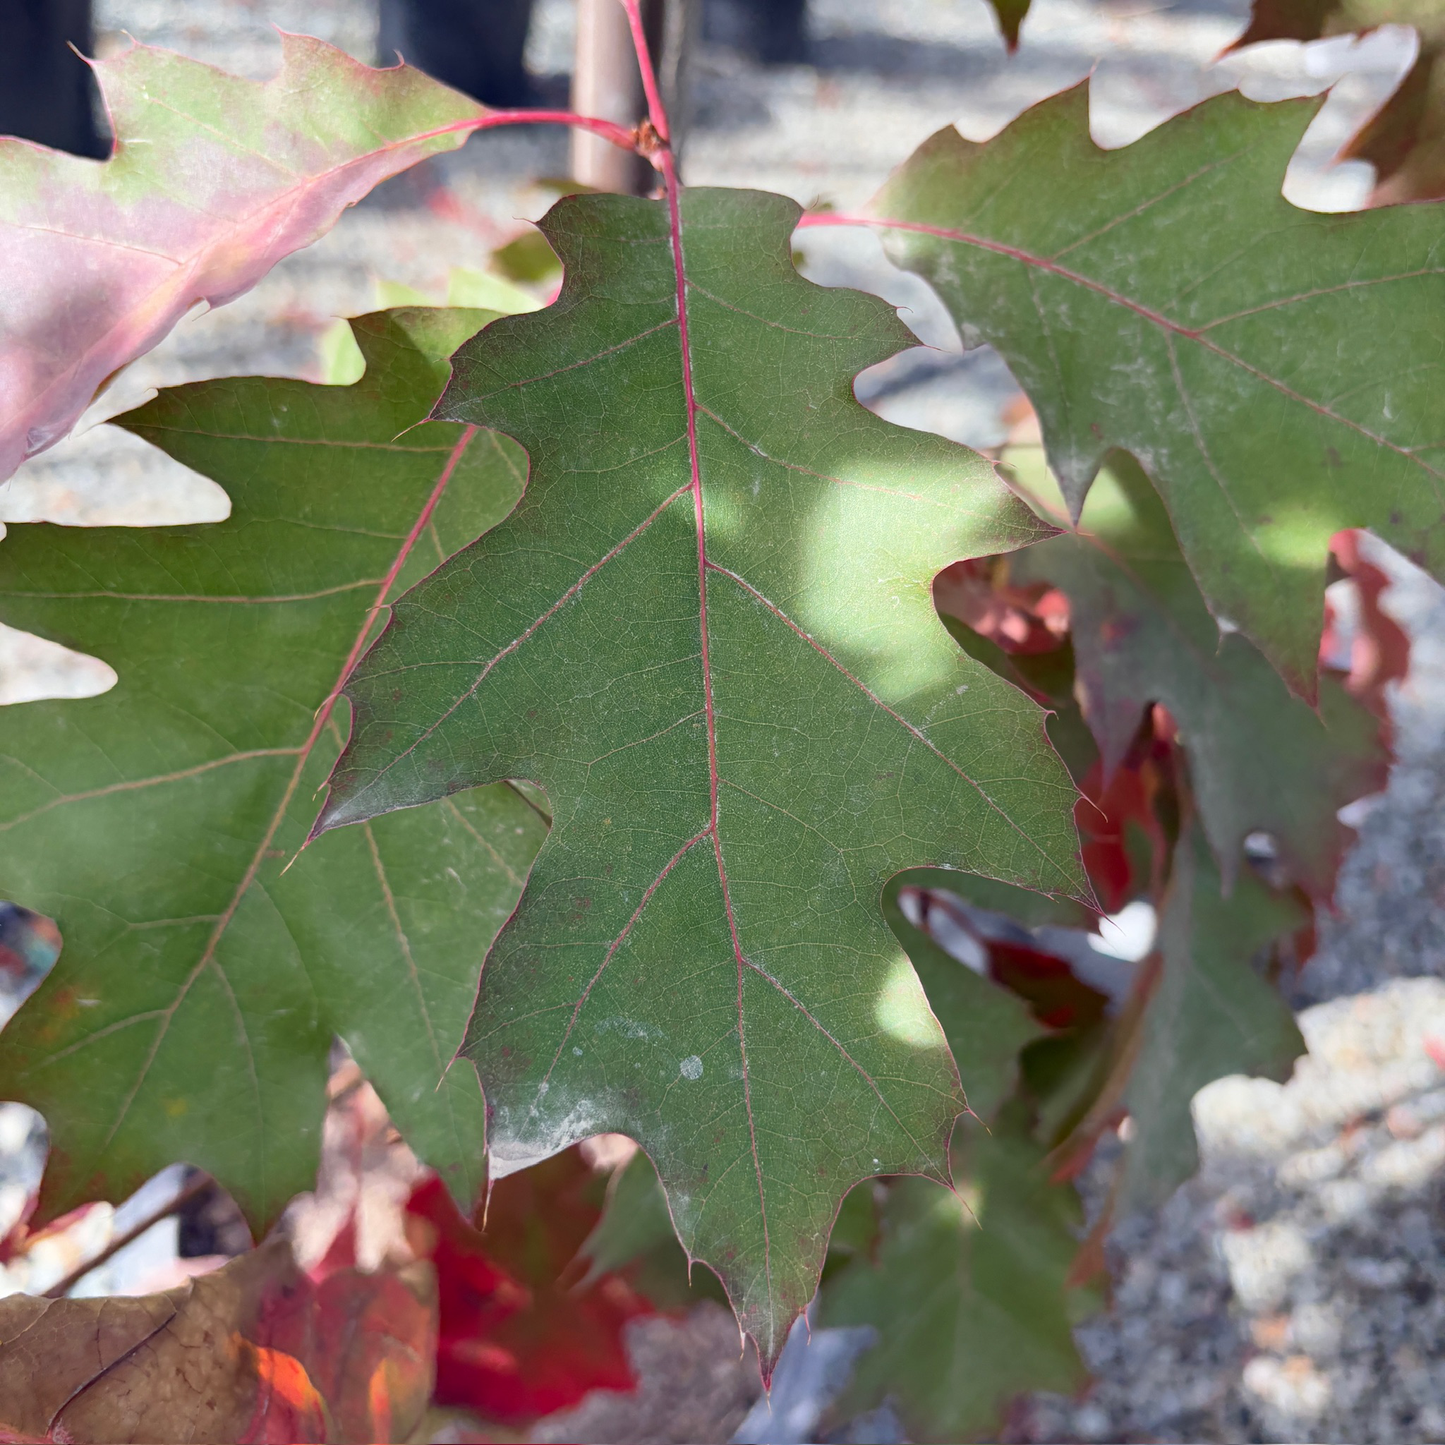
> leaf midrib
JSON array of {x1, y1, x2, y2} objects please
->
[{"x1": 661, "y1": 168, "x2": 778, "y2": 1327}]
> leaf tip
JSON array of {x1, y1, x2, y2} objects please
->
[{"x1": 1049, "y1": 458, "x2": 1100, "y2": 527}]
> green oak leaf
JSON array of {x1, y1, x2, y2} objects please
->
[
  {"x1": 873, "y1": 86, "x2": 1445, "y2": 695},
  {"x1": 317, "y1": 187, "x2": 1087, "y2": 1367},
  {"x1": 1005, "y1": 449, "x2": 1386, "y2": 896},
  {"x1": 575, "y1": 1147, "x2": 729, "y2": 1309},
  {"x1": 579, "y1": 866, "x2": 1062, "y2": 1298},
  {"x1": 1118, "y1": 819, "x2": 1306, "y2": 1213},
  {"x1": 0, "y1": 308, "x2": 543, "y2": 1228},
  {"x1": 577, "y1": 1147, "x2": 680, "y2": 1288},
  {"x1": 821, "y1": 1112, "x2": 1093, "y2": 1443}
]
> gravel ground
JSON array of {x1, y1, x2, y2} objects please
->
[
  {"x1": 2, "y1": 2, "x2": 1444, "y2": 1441},
  {"x1": 531, "y1": 1304, "x2": 765, "y2": 1444},
  {"x1": 1019, "y1": 976, "x2": 1445, "y2": 1444},
  {"x1": 1298, "y1": 540, "x2": 1445, "y2": 1008}
]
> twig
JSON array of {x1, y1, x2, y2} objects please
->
[{"x1": 42, "y1": 1171, "x2": 215, "y2": 1300}]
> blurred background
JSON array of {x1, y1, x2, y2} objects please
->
[{"x1": 4, "y1": 0, "x2": 1445, "y2": 1441}]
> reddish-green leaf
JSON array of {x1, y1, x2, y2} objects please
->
[
  {"x1": 1229, "y1": 0, "x2": 1445, "y2": 203},
  {"x1": 0, "y1": 36, "x2": 495, "y2": 484},
  {"x1": 1003, "y1": 450, "x2": 1386, "y2": 895}
]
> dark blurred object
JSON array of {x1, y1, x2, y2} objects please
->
[
  {"x1": 176, "y1": 1169, "x2": 254, "y2": 1259},
  {"x1": 379, "y1": 0, "x2": 539, "y2": 107},
  {"x1": 705, "y1": 0, "x2": 808, "y2": 62},
  {"x1": 990, "y1": 0, "x2": 1032, "y2": 51},
  {"x1": 0, "y1": 0, "x2": 107, "y2": 157},
  {"x1": 0, "y1": 901, "x2": 60, "y2": 1026},
  {"x1": 379, "y1": 0, "x2": 808, "y2": 119}
]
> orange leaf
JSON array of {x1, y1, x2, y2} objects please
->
[{"x1": 242, "y1": 1346, "x2": 329, "y2": 1445}]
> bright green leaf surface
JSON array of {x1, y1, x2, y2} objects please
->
[
  {"x1": 577, "y1": 1148, "x2": 679, "y2": 1287},
  {"x1": 0, "y1": 309, "x2": 541, "y2": 1228},
  {"x1": 882, "y1": 877, "x2": 1045, "y2": 1123},
  {"x1": 1118, "y1": 820, "x2": 1306, "y2": 1213},
  {"x1": 1006, "y1": 449, "x2": 1385, "y2": 895},
  {"x1": 319, "y1": 188, "x2": 1086, "y2": 1365},
  {"x1": 822, "y1": 1113, "x2": 1091, "y2": 1442},
  {"x1": 874, "y1": 87, "x2": 1445, "y2": 693}
]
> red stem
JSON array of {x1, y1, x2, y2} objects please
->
[
  {"x1": 426, "y1": 108, "x2": 640, "y2": 153},
  {"x1": 796, "y1": 211, "x2": 876, "y2": 230},
  {"x1": 620, "y1": 0, "x2": 672, "y2": 142}
]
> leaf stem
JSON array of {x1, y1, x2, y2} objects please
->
[
  {"x1": 796, "y1": 211, "x2": 873, "y2": 228},
  {"x1": 432, "y1": 108, "x2": 642, "y2": 153}
]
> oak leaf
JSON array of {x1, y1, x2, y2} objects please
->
[
  {"x1": 1002, "y1": 451, "x2": 1387, "y2": 896},
  {"x1": 873, "y1": 86, "x2": 1445, "y2": 694},
  {"x1": 0, "y1": 309, "x2": 542, "y2": 1230},
  {"x1": 318, "y1": 187, "x2": 1087, "y2": 1367},
  {"x1": 821, "y1": 1115, "x2": 1092, "y2": 1443},
  {"x1": 0, "y1": 36, "x2": 501, "y2": 485},
  {"x1": 1117, "y1": 819, "x2": 1307, "y2": 1212},
  {"x1": 407, "y1": 1150, "x2": 651, "y2": 1425},
  {"x1": 0, "y1": 1238, "x2": 434, "y2": 1444}
]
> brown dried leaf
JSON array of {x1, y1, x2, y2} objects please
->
[{"x1": 0, "y1": 1237, "x2": 435, "y2": 1444}]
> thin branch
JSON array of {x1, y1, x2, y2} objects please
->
[{"x1": 42, "y1": 1171, "x2": 216, "y2": 1299}]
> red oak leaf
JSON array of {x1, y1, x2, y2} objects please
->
[{"x1": 406, "y1": 1149, "x2": 652, "y2": 1425}]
